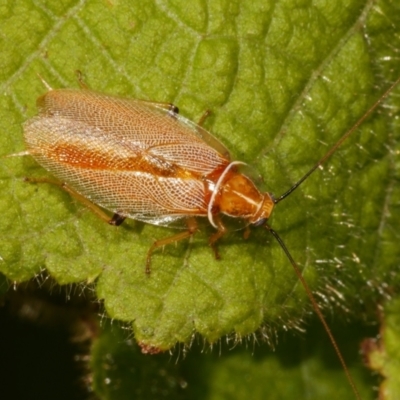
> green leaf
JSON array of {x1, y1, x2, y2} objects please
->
[
  {"x1": 364, "y1": 297, "x2": 400, "y2": 400},
  {"x1": 1, "y1": 0, "x2": 400, "y2": 398}
]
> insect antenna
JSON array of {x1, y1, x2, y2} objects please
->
[
  {"x1": 265, "y1": 224, "x2": 361, "y2": 399},
  {"x1": 274, "y1": 76, "x2": 400, "y2": 205},
  {"x1": 265, "y1": 76, "x2": 400, "y2": 399}
]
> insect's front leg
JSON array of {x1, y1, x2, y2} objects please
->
[
  {"x1": 145, "y1": 217, "x2": 199, "y2": 274},
  {"x1": 208, "y1": 215, "x2": 227, "y2": 260}
]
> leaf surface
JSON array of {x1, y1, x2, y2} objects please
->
[{"x1": 1, "y1": 0, "x2": 400, "y2": 398}]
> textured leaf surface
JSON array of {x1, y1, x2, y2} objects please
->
[{"x1": 1, "y1": 0, "x2": 400, "y2": 398}]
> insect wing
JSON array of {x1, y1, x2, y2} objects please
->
[
  {"x1": 167, "y1": 109, "x2": 231, "y2": 161},
  {"x1": 23, "y1": 89, "x2": 230, "y2": 225}
]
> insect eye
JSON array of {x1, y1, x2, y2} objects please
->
[{"x1": 252, "y1": 218, "x2": 267, "y2": 227}]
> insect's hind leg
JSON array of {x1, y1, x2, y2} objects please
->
[
  {"x1": 146, "y1": 217, "x2": 198, "y2": 274},
  {"x1": 24, "y1": 177, "x2": 121, "y2": 225}
]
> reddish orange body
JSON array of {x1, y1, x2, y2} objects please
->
[{"x1": 23, "y1": 89, "x2": 275, "y2": 236}]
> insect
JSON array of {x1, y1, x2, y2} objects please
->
[
  {"x1": 21, "y1": 76, "x2": 400, "y2": 399},
  {"x1": 22, "y1": 85, "x2": 276, "y2": 272}
]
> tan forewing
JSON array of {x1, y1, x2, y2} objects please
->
[{"x1": 23, "y1": 89, "x2": 230, "y2": 225}]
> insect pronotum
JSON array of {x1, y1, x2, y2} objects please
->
[{"x1": 21, "y1": 76, "x2": 400, "y2": 399}]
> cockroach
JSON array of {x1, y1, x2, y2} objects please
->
[{"x1": 21, "y1": 76, "x2": 400, "y2": 399}]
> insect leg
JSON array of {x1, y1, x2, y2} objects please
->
[
  {"x1": 208, "y1": 215, "x2": 227, "y2": 260},
  {"x1": 75, "y1": 70, "x2": 89, "y2": 89},
  {"x1": 24, "y1": 177, "x2": 118, "y2": 225},
  {"x1": 145, "y1": 217, "x2": 198, "y2": 274},
  {"x1": 108, "y1": 213, "x2": 126, "y2": 226},
  {"x1": 197, "y1": 110, "x2": 212, "y2": 126}
]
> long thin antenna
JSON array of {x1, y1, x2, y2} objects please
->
[
  {"x1": 265, "y1": 224, "x2": 361, "y2": 400},
  {"x1": 266, "y1": 78, "x2": 400, "y2": 398},
  {"x1": 275, "y1": 76, "x2": 400, "y2": 204}
]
